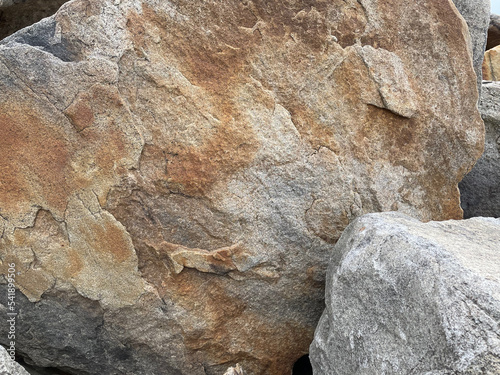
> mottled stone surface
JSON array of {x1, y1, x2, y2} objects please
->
[
  {"x1": 0, "y1": 0, "x2": 483, "y2": 374},
  {"x1": 483, "y1": 44, "x2": 500, "y2": 81},
  {"x1": 460, "y1": 81, "x2": 500, "y2": 217},
  {"x1": 0, "y1": 345, "x2": 29, "y2": 375},
  {"x1": 0, "y1": 0, "x2": 69, "y2": 40},
  {"x1": 310, "y1": 212, "x2": 500, "y2": 375},
  {"x1": 452, "y1": 0, "x2": 490, "y2": 93}
]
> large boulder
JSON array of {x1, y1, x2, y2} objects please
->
[
  {"x1": 0, "y1": 0, "x2": 483, "y2": 374},
  {"x1": 310, "y1": 212, "x2": 500, "y2": 375},
  {"x1": 452, "y1": 0, "x2": 491, "y2": 93},
  {"x1": 459, "y1": 81, "x2": 500, "y2": 218}
]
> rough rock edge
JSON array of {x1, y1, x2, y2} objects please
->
[{"x1": 0, "y1": 345, "x2": 30, "y2": 375}]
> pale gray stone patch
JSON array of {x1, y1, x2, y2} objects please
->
[
  {"x1": 0, "y1": 345, "x2": 30, "y2": 375},
  {"x1": 310, "y1": 212, "x2": 500, "y2": 375}
]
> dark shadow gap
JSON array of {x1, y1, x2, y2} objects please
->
[
  {"x1": 487, "y1": 14, "x2": 500, "y2": 51},
  {"x1": 0, "y1": 0, "x2": 70, "y2": 40},
  {"x1": 292, "y1": 354, "x2": 313, "y2": 375},
  {"x1": 16, "y1": 355, "x2": 73, "y2": 375}
]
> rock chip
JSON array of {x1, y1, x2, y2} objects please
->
[
  {"x1": 0, "y1": 0, "x2": 483, "y2": 374},
  {"x1": 452, "y1": 0, "x2": 491, "y2": 93},
  {"x1": 0, "y1": 345, "x2": 30, "y2": 375},
  {"x1": 310, "y1": 212, "x2": 500, "y2": 375},
  {"x1": 460, "y1": 81, "x2": 500, "y2": 217}
]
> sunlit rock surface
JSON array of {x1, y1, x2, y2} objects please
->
[{"x1": 0, "y1": 0, "x2": 483, "y2": 373}]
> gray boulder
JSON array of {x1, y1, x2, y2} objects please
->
[
  {"x1": 0, "y1": 345, "x2": 29, "y2": 375},
  {"x1": 310, "y1": 212, "x2": 500, "y2": 375},
  {"x1": 452, "y1": 0, "x2": 491, "y2": 94},
  {"x1": 460, "y1": 81, "x2": 500, "y2": 218}
]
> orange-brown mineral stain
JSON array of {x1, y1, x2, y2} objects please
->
[
  {"x1": 0, "y1": 106, "x2": 70, "y2": 215},
  {"x1": 65, "y1": 96, "x2": 95, "y2": 132},
  {"x1": 164, "y1": 127, "x2": 258, "y2": 196},
  {"x1": 126, "y1": 5, "x2": 261, "y2": 196},
  {"x1": 91, "y1": 123, "x2": 128, "y2": 175},
  {"x1": 64, "y1": 247, "x2": 84, "y2": 278},
  {"x1": 71, "y1": 85, "x2": 131, "y2": 178},
  {"x1": 85, "y1": 219, "x2": 133, "y2": 263},
  {"x1": 167, "y1": 269, "x2": 313, "y2": 375}
]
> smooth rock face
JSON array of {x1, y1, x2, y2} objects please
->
[
  {"x1": 310, "y1": 212, "x2": 500, "y2": 375},
  {"x1": 460, "y1": 81, "x2": 500, "y2": 218},
  {"x1": 0, "y1": 345, "x2": 30, "y2": 375},
  {"x1": 487, "y1": 14, "x2": 500, "y2": 50},
  {"x1": 0, "y1": 0, "x2": 483, "y2": 374},
  {"x1": 452, "y1": 0, "x2": 491, "y2": 93},
  {"x1": 0, "y1": 0, "x2": 69, "y2": 40}
]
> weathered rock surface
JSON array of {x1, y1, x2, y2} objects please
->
[
  {"x1": 0, "y1": 0, "x2": 69, "y2": 40},
  {"x1": 483, "y1": 44, "x2": 500, "y2": 81},
  {"x1": 0, "y1": 0, "x2": 483, "y2": 374},
  {"x1": 487, "y1": 14, "x2": 500, "y2": 50},
  {"x1": 460, "y1": 81, "x2": 500, "y2": 217},
  {"x1": 452, "y1": 0, "x2": 490, "y2": 93},
  {"x1": 0, "y1": 345, "x2": 30, "y2": 375},
  {"x1": 310, "y1": 212, "x2": 500, "y2": 375}
]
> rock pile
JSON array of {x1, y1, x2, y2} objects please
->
[{"x1": 0, "y1": 0, "x2": 487, "y2": 374}]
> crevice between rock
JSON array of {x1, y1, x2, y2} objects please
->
[{"x1": 0, "y1": 0, "x2": 70, "y2": 41}]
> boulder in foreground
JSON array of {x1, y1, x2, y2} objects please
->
[{"x1": 310, "y1": 212, "x2": 500, "y2": 375}]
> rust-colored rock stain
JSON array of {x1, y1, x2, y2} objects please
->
[
  {"x1": 82, "y1": 219, "x2": 132, "y2": 263},
  {"x1": 0, "y1": 107, "x2": 70, "y2": 215},
  {"x1": 126, "y1": 5, "x2": 262, "y2": 196},
  {"x1": 65, "y1": 95, "x2": 95, "y2": 132}
]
